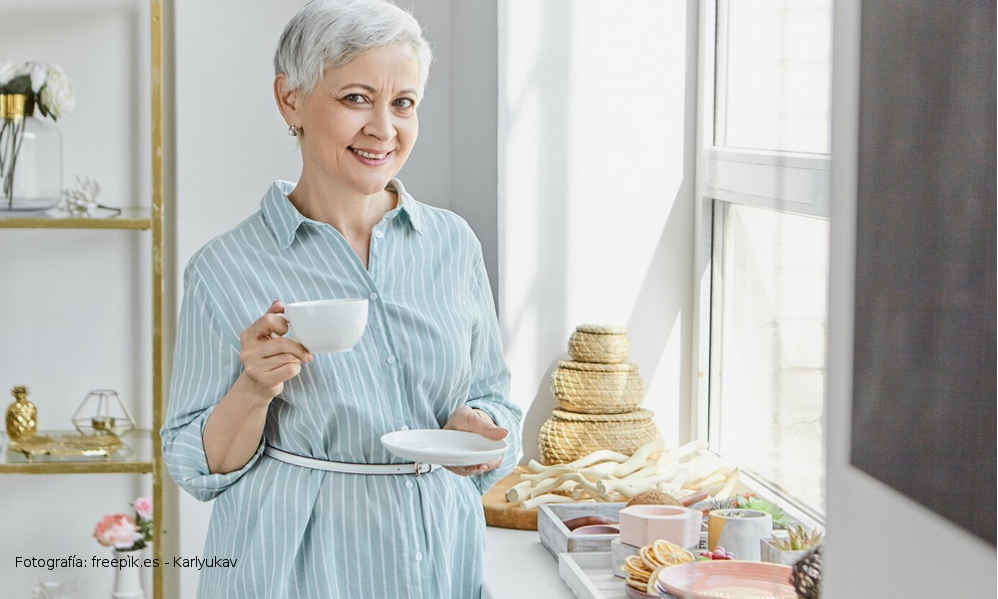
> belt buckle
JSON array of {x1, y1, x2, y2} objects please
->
[{"x1": 414, "y1": 462, "x2": 424, "y2": 476}]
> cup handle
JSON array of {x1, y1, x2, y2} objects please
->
[{"x1": 271, "y1": 313, "x2": 294, "y2": 341}]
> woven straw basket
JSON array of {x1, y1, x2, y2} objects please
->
[
  {"x1": 538, "y1": 408, "x2": 659, "y2": 465},
  {"x1": 551, "y1": 360, "x2": 644, "y2": 413},
  {"x1": 568, "y1": 324, "x2": 630, "y2": 364}
]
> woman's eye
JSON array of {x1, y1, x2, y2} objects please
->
[{"x1": 343, "y1": 94, "x2": 414, "y2": 110}]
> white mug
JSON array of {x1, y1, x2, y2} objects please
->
[{"x1": 274, "y1": 298, "x2": 369, "y2": 353}]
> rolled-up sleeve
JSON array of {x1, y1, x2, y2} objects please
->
[
  {"x1": 160, "y1": 261, "x2": 265, "y2": 502},
  {"x1": 464, "y1": 237, "x2": 523, "y2": 495}
]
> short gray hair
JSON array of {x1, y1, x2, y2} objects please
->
[{"x1": 274, "y1": 0, "x2": 433, "y2": 99}]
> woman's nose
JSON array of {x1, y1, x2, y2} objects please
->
[{"x1": 363, "y1": 105, "x2": 395, "y2": 140}]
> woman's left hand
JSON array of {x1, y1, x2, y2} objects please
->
[{"x1": 442, "y1": 406, "x2": 508, "y2": 477}]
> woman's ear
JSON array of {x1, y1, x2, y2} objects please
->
[{"x1": 273, "y1": 73, "x2": 300, "y2": 125}]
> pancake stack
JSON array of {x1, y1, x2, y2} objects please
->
[{"x1": 538, "y1": 324, "x2": 660, "y2": 464}]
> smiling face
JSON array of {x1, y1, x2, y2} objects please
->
[{"x1": 278, "y1": 43, "x2": 421, "y2": 197}]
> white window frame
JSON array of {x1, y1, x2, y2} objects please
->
[{"x1": 690, "y1": 0, "x2": 830, "y2": 528}]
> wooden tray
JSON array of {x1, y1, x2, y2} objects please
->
[
  {"x1": 483, "y1": 466, "x2": 540, "y2": 530},
  {"x1": 538, "y1": 502, "x2": 626, "y2": 558},
  {"x1": 558, "y1": 551, "x2": 665, "y2": 599}
]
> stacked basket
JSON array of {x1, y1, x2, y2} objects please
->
[{"x1": 538, "y1": 324, "x2": 660, "y2": 464}]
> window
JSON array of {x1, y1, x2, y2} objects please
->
[
  {"x1": 693, "y1": 0, "x2": 832, "y2": 519},
  {"x1": 713, "y1": 203, "x2": 828, "y2": 511},
  {"x1": 715, "y1": 0, "x2": 832, "y2": 154}
]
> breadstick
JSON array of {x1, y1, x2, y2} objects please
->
[
  {"x1": 520, "y1": 459, "x2": 620, "y2": 482},
  {"x1": 597, "y1": 472, "x2": 672, "y2": 497},
  {"x1": 511, "y1": 472, "x2": 607, "y2": 504},
  {"x1": 506, "y1": 480, "x2": 534, "y2": 503},
  {"x1": 522, "y1": 494, "x2": 576, "y2": 509},
  {"x1": 613, "y1": 438, "x2": 665, "y2": 477},
  {"x1": 526, "y1": 449, "x2": 631, "y2": 474},
  {"x1": 684, "y1": 465, "x2": 735, "y2": 490},
  {"x1": 714, "y1": 469, "x2": 740, "y2": 499}
]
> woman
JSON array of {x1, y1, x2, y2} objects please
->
[{"x1": 160, "y1": 1, "x2": 522, "y2": 597}]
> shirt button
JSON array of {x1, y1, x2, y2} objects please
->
[
  {"x1": 373, "y1": 229, "x2": 384, "y2": 238},
  {"x1": 415, "y1": 552, "x2": 423, "y2": 561},
  {"x1": 406, "y1": 480, "x2": 414, "y2": 489},
  {"x1": 386, "y1": 355, "x2": 396, "y2": 365},
  {"x1": 369, "y1": 292, "x2": 378, "y2": 301}
]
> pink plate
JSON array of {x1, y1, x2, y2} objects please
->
[
  {"x1": 654, "y1": 560, "x2": 796, "y2": 599},
  {"x1": 624, "y1": 584, "x2": 657, "y2": 599}
]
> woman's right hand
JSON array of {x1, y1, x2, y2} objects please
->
[{"x1": 238, "y1": 300, "x2": 314, "y2": 401}]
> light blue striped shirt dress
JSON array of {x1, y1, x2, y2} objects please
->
[{"x1": 160, "y1": 177, "x2": 523, "y2": 599}]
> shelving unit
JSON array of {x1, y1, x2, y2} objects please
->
[
  {"x1": 0, "y1": 206, "x2": 154, "y2": 229},
  {"x1": 0, "y1": 2, "x2": 166, "y2": 598},
  {"x1": 0, "y1": 429, "x2": 155, "y2": 475}
]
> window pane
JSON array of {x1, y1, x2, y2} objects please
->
[
  {"x1": 717, "y1": 0, "x2": 832, "y2": 154},
  {"x1": 715, "y1": 202, "x2": 828, "y2": 512}
]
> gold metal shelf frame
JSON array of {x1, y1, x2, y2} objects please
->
[
  {"x1": 0, "y1": 206, "x2": 153, "y2": 229},
  {"x1": 0, "y1": 429, "x2": 155, "y2": 474},
  {"x1": 1, "y1": 2, "x2": 166, "y2": 598}
]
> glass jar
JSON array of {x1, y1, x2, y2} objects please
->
[{"x1": 0, "y1": 93, "x2": 62, "y2": 211}]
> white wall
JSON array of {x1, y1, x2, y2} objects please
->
[
  {"x1": 497, "y1": 0, "x2": 699, "y2": 462},
  {"x1": 824, "y1": 1, "x2": 997, "y2": 596},
  {"x1": 0, "y1": 0, "x2": 155, "y2": 595}
]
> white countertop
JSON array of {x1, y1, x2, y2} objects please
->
[{"x1": 482, "y1": 526, "x2": 576, "y2": 599}]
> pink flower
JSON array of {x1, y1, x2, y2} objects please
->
[
  {"x1": 93, "y1": 514, "x2": 142, "y2": 550},
  {"x1": 133, "y1": 496, "x2": 152, "y2": 520}
]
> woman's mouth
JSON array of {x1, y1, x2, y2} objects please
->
[{"x1": 349, "y1": 147, "x2": 393, "y2": 166}]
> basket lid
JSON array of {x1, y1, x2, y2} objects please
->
[
  {"x1": 551, "y1": 408, "x2": 654, "y2": 422},
  {"x1": 558, "y1": 360, "x2": 638, "y2": 373},
  {"x1": 576, "y1": 324, "x2": 629, "y2": 335}
]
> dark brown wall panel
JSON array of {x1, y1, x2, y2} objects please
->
[{"x1": 853, "y1": 0, "x2": 996, "y2": 545}]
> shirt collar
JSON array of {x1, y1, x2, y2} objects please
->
[{"x1": 262, "y1": 176, "x2": 423, "y2": 250}]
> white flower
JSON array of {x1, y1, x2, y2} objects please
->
[
  {"x1": 0, "y1": 61, "x2": 17, "y2": 86},
  {"x1": 39, "y1": 65, "x2": 74, "y2": 119},
  {"x1": 27, "y1": 61, "x2": 47, "y2": 93}
]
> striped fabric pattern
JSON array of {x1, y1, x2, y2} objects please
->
[{"x1": 160, "y1": 177, "x2": 522, "y2": 598}]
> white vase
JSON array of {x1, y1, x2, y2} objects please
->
[
  {"x1": 707, "y1": 508, "x2": 773, "y2": 561},
  {"x1": 759, "y1": 536, "x2": 812, "y2": 565},
  {"x1": 111, "y1": 547, "x2": 147, "y2": 599}
]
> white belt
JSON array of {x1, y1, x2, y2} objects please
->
[{"x1": 264, "y1": 443, "x2": 440, "y2": 476}]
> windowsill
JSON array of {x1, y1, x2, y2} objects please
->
[
  {"x1": 480, "y1": 453, "x2": 825, "y2": 599},
  {"x1": 482, "y1": 526, "x2": 574, "y2": 599},
  {"x1": 735, "y1": 466, "x2": 826, "y2": 530}
]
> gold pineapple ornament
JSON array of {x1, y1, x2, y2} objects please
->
[{"x1": 6, "y1": 385, "x2": 38, "y2": 441}]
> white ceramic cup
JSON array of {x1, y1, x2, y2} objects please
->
[{"x1": 274, "y1": 298, "x2": 369, "y2": 353}]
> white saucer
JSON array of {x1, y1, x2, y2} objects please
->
[{"x1": 380, "y1": 429, "x2": 508, "y2": 466}]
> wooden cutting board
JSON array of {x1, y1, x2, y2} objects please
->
[{"x1": 482, "y1": 466, "x2": 539, "y2": 530}]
